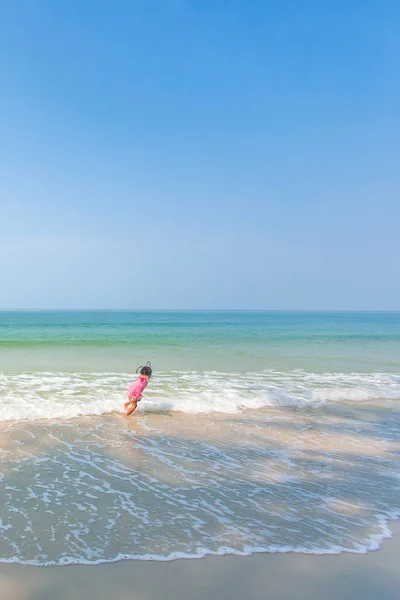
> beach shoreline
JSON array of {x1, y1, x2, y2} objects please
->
[
  {"x1": 1, "y1": 520, "x2": 399, "y2": 600},
  {"x1": 1, "y1": 313, "x2": 399, "y2": 597},
  {"x1": 2, "y1": 405, "x2": 399, "y2": 570}
]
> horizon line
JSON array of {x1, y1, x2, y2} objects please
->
[{"x1": 0, "y1": 308, "x2": 399, "y2": 313}]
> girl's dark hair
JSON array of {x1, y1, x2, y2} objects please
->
[{"x1": 137, "y1": 361, "x2": 152, "y2": 378}]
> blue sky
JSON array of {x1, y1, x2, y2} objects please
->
[{"x1": 0, "y1": 0, "x2": 399, "y2": 309}]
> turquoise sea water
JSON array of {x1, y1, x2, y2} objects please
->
[
  {"x1": 1, "y1": 310, "x2": 400, "y2": 373},
  {"x1": 1, "y1": 311, "x2": 399, "y2": 565}
]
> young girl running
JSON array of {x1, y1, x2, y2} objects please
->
[{"x1": 124, "y1": 362, "x2": 152, "y2": 416}]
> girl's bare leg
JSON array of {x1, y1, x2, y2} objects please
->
[{"x1": 126, "y1": 400, "x2": 137, "y2": 416}]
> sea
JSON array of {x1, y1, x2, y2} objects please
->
[{"x1": 0, "y1": 310, "x2": 399, "y2": 566}]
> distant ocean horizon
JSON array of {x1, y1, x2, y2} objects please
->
[{"x1": 1, "y1": 308, "x2": 399, "y2": 311}]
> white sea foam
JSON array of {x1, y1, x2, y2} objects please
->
[{"x1": 0, "y1": 370, "x2": 400, "y2": 422}]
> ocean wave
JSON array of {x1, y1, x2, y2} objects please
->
[{"x1": 0, "y1": 370, "x2": 399, "y2": 422}]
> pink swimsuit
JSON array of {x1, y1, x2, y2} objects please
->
[{"x1": 128, "y1": 375, "x2": 149, "y2": 401}]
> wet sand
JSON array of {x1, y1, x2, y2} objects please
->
[
  {"x1": 1, "y1": 408, "x2": 399, "y2": 569},
  {"x1": 0, "y1": 520, "x2": 399, "y2": 600}
]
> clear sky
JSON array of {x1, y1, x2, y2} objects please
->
[{"x1": 0, "y1": 0, "x2": 399, "y2": 309}]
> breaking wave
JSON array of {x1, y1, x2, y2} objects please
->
[{"x1": 1, "y1": 370, "x2": 399, "y2": 422}]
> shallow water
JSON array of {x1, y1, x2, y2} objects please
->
[
  {"x1": 1, "y1": 404, "x2": 399, "y2": 565},
  {"x1": 1, "y1": 311, "x2": 399, "y2": 565}
]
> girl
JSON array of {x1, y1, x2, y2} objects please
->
[{"x1": 124, "y1": 362, "x2": 152, "y2": 416}]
